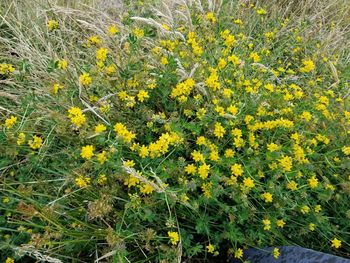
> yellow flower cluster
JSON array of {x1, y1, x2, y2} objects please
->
[
  {"x1": 57, "y1": 59, "x2": 68, "y2": 70},
  {"x1": 52, "y1": 83, "x2": 64, "y2": 94},
  {"x1": 79, "y1": 73, "x2": 92, "y2": 86},
  {"x1": 96, "y1": 48, "x2": 108, "y2": 61},
  {"x1": 278, "y1": 155, "x2": 293, "y2": 172},
  {"x1": 248, "y1": 118, "x2": 294, "y2": 131},
  {"x1": 168, "y1": 231, "x2": 179, "y2": 245},
  {"x1": 145, "y1": 132, "x2": 181, "y2": 158},
  {"x1": 47, "y1": 20, "x2": 59, "y2": 31},
  {"x1": 81, "y1": 145, "x2": 94, "y2": 160},
  {"x1": 28, "y1": 135, "x2": 43, "y2": 150},
  {"x1": 114, "y1": 122, "x2": 136, "y2": 143},
  {"x1": 187, "y1": 31, "x2": 203, "y2": 56},
  {"x1": 300, "y1": 59, "x2": 315, "y2": 73},
  {"x1": 140, "y1": 183, "x2": 154, "y2": 195},
  {"x1": 198, "y1": 163, "x2": 210, "y2": 179},
  {"x1": 0, "y1": 63, "x2": 15, "y2": 75},
  {"x1": 170, "y1": 78, "x2": 196, "y2": 101},
  {"x1": 137, "y1": 90, "x2": 149, "y2": 102},
  {"x1": 205, "y1": 68, "x2": 221, "y2": 91},
  {"x1": 220, "y1": 29, "x2": 236, "y2": 48},
  {"x1": 95, "y1": 124, "x2": 107, "y2": 133},
  {"x1": 17, "y1": 132, "x2": 25, "y2": 145},
  {"x1": 75, "y1": 175, "x2": 91, "y2": 188},
  {"x1": 4, "y1": 116, "x2": 17, "y2": 129},
  {"x1": 108, "y1": 25, "x2": 118, "y2": 36},
  {"x1": 213, "y1": 122, "x2": 225, "y2": 138},
  {"x1": 206, "y1": 12, "x2": 216, "y2": 24},
  {"x1": 133, "y1": 28, "x2": 144, "y2": 38},
  {"x1": 68, "y1": 107, "x2": 86, "y2": 128}
]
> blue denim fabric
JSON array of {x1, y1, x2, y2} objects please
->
[{"x1": 231, "y1": 246, "x2": 350, "y2": 263}]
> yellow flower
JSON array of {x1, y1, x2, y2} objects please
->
[
  {"x1": 264, "y1": 83, "x2": 274, "y2": 92},
  {"x1": 228, "y1": 54, "x2": 240, "y2": 65},
  {"x1": 276, "y1": 219, "x2": 286, "y2": 228},
  {"x1": 331, "y1": 238, "x2": 342, "y2": 249},
  {"x1": 95, "y1": 124, "x2": 107, "y2": 133},
  {"x1": 196, "y1": 136, "x2": 206, "y2": 146},
  {"x1": 267, "y1": 143, "x2": 280, "y2": 152},
  {"x1": 124, "y1": 175, "x2": 139, "y2": 187},
  {"x1": 206, "y1": 12, "x2": 216, "y2": 23},
  {"x1": 5, "y1": 116, "x2": 17, "y2": 129},
  {"x1": 17, "y1": 132, "x2": 26, "y2": 145},
  {"x1": 234, "y1": 248, "x2": 243, "y2": 259},
  {"x1": 243, "y1": 177, "x2": 255, "y2": 188},
  {"x1": 75, "y1": 175, "x2": 91, "y2": 188},
  {"x1": 57, "y1": 59, "x2": 68, "y2": 70},
  {"x1": 201, "y1": 182, "x2": 213, "y2": 198},
  {"x1": 287, "y1": 180, "x2": 298, "y2": 191},
  {"x1": 191, "y1": 150, "x2": 205, "y2": 163},
  {"x1": 137, "y1": 90, "x2": 149, "y2": 102},
  {"x1": 234, "y1": 19, "x2": 243, "y2": 25},
  {"x1": 0, "y1": 63, "x2": 15, "y2": 75},
  {"x1": 108, "y1": 25, "x2": 119, "y2": 36},
  {"x1": 262, "y1": 192, "x2": 273, "y2": 203},
  {"x1": 279, "y1": 155, "x2": 293, "y2": 172},
  {"x1": 114, "y1": 123, "x2": 136, "y2": 143},
  {"x1": 106, "y1": 64, "x2": 116, "y2": 75},
  {"x1": 250, "y1": 52, "x2": 261, "y2": 62},
  {"x1": 218, "y1": 58, "x2": 227, "y2": 69},
  {"x1": 198, "y1": 163, "x2": 210, "y2": 179},
  {"x1": 231, "y1": 163, "x2": 243, "y2": 176},
  {"x1": 140, "y1": 183, "x2": 154, "y2": 194},
  {"x1": 300, "y1": 205, "x2": 310, "y2": 214},
  {"x1": 28, "y1": 135, "x2": 43, "y2": 150},
  {"x1": 308, "y1": 175, "x2": 319, "y2": 189},
  {"x1": 185, "y1": 164, "x2": 196, "y2": 175},
  {"x1": 160, "y1": 56, "x2": 168, "y2": 65},
  {"x1": 209, "y1": 150, "x2": 219, "y2": 162},
  {"x1": 96, "y1": 48, "x2": 108, "y2": 61},
  {"x1": 300, "y1": 59, "x2": 315, "y2": 73},
  {"x1": 124, "y1": 160, "x2": 135, "y2": 168},
  {"x1": 79, "y1": 73, "x2": 92, "y2": 86},
  {"x1": 87, "y1": 35, "x2": 102, "y2": 46},
  {"x1": 213, "y1": 122, "x2": 226, "y2": 139},
  {"x1": 314, "y1": 205, "x2": 322, "y2": 213},
  {"x1": 309, "y1": 223, "x2": 315, "y2": 231},
  {"x1": 52, "y1": 83, "x2": 64, "y2": 94},
  {"x1": 301, "y1": 111, "x2": 312, "y2": 121},
  {"x1": 162, "y1": 23, "x2": 170, "y2": 30},
  {"x1": 224, "y1": 149, "x2": 235, "y2": 158},
  {"x1": 206, "y1": 243, "x2": 215, "y2": 253},
  {"x1": 139, "y1": 145, "x2": 149, "y2": 158},
  {"x1": 223, "y1": 34, "x2": 236, "y2": 48},
  {"x1": 256, "y1": 8, "x2": 267, "y2": 15},
  {"x1": 47, "y1": 20, "x2": 59, "y2": 31},
  {"x1": 262, "y1": 219, "x2": 271, "y2": 230},
  {"x1": 97, "y1": 151, "x2": 107, "y2": 164},
  {"x1": 342, "y1": 146, "x2": 350, "y2": 155},
  {"x1": 68, "y1": 107, "x2": 86, "y2": 128},
  {"x1": 205, "y1": 68, "x2": 221, "y2": 91},
  {"x1": 5, "y1": 257, "x2": 15, "y2": 263},
  {"x1": 97, "y1": 174, "x2": 107, "y2": 185},
  {"x1": 168, "y1": 231, "x2": 179, "y2": 245},
  {"x1": 81, "y1": 145, "x2": 94, "y2": 160},
  {"x1": 273, "y1": 248, "x2": 280, "y2": 259},
  {"x1": 133, "y1": 27, "x2": 144, "y2": 38}
]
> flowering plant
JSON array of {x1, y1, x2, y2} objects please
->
[{"x1": 1, "y1": 0, "x2": 350, "y2": 262}]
